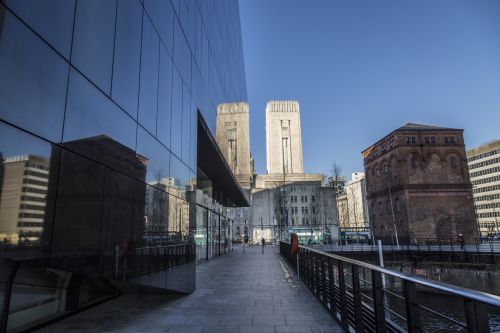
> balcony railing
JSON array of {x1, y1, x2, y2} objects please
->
[{"x1": 280, "y1": 241, "x2": 500, "y2": 333}]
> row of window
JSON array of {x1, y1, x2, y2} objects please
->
[
  {"x1": 289, "y1": 186, "x2": 311, "y2": 192},
  {"x1": 289, "y1": 217, "x2": 318, "y2": 225},
  {"x1": 471, "y1": 174, "x2": 500, "y2": 186},
  {"x1": 406, "y1": 136, "x2": 455, "y2": 145},
  {"x1": 24, "y1": 169, "x2": 49, "y2": 178},
  {"x1": 468, "y1": 157, "x2": 500, "y2": 170},
  {"x1": 21, "y1": 195, "x2": 47, "y2": 203},
  {"x1": 373, "y1": 198, "x2": 402, "y2": 215},
  {"x1": 25, "y1": 162, "x2": 49, "y2": 171},
  {"x1": 22, "y1": 178, "x2": 48, "y2": 186},
  {"x1": 19, "y1": 204, "x2": 46, "y2": 211},
  {"x1": 290, "y1": 195, "x2": 316, "y2": 203},
  {"x1": 477, "y1": 212, "x2": 500, "y2": 218},
  {"x1": 475, "y1": 202, "x2": 500, "y2": 211},
  {"x1": 474, "y1": 193, "x2": 500, "y2": 202},
  {"x1": 467, "y1": 149, "x2": 500, "y2": 163},
  {"x1": 288, "y1": 206, "x2": 317, "y2": 215},
  {"x1": 17, "y1": 222, "x2": 44, "y2": 228},
  {"x1": 21, "y1": 187, "x2": 47, "y2": 195},
  {"x1": 18, "y1": 213, "x2": 45, "y2": 219},
  {"x1": 472, "y1": 184, "x2": 500, "y2": 194},
  {"x1": 470, "y1": 166, "x2": 500, "y2": 178}
]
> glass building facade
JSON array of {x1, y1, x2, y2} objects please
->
[{"x1": 0, "y1": 0, "x2": 248, "y2": 331}]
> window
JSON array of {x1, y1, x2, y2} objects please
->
[
  {"x1": 311, "y1": 195, "x2": 315, "y2": 202},
  {"x1": 450, "y1": 157, "x2": 456, "y2": 169},
  {"x1": 411, "y1": 137, "x2": 416, "y2": 144},
  {"x1": 431, "y1": 137, "x2": 436, "y2": 143},
  {"x1": 312, "y1": 206, "x2": 316, "y2": 214},
  {"x1": 410, "y1": 158, "x2": 417, "y2": 169},
  {"x1": 395, "y1": 198, "x2": 401, "y2": 213}
]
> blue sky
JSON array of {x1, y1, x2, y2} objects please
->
[{"x1": 239, "y1": 0, "x2": 500, "y2": 179}]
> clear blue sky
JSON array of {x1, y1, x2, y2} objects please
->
[{"x1": 239, "y1": 0, "x2": 500, "y2": 179}]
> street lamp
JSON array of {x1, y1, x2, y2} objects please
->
[{"x1": 384, "y1": 169, "x2": 400, "y2": 250}]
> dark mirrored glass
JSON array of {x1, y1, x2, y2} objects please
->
[
  {"x1": 111, "y1": 0, "x2": 142, "y2": 118},
  {"x1": 99, "y1": 169, "x2": 134, "y2": 280},
  {"x1": 0, "y1": 8, "x2": 68, "y2": 143},
  {"x1": 171, "y1": 68, "x2": 183, "y2": 157},
  {"x1": 169, "y1": 154, "x2": 189, "y2": 201},
  {"x1": 0, "y1": 122, "x2": 59, "y2": 261},
  {"x1": 144, "y1": 0, "x2": 174, "y2": 55},
  {"x1": 3, "y1": 0, "x2": 75, "y2": 59},
  {"x1": 136, "y1": 126, "x2": 170, "y2": 185},
  {"x1": 63, "y1": 69, "x2": 137, "y2": 175},
  {"x1": 173, "y1": 18, "x2": 191, "y2": 91},
  {"x1": 71, "y1": 0, "x2": 116, "y2": 94},
  {"x1": 138, "y1": 15, "x2": 159, "y2": 135},
  {"x1": 51, "y1": 149, "x2": 105, "y2": 275},
  {"x1": 181, "y1": 85, "x2": 191, "y2": 162},
  {"x1": 157, "y1": 45, "x2": 173, "y2": 148}
]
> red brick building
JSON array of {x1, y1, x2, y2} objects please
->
[{"x1": 362, "y1": 123, "x2": 479, "y2": 243}]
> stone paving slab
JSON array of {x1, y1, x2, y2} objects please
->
[{"x1": 35, "y1": 245, "x2": 344, "y2": 333}]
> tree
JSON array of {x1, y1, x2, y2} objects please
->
[{"x1": 272, "y1": 173, "x2": 289, "y2": 241}]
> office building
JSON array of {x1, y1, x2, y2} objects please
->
[
  {"x1": 0, "y1": 1, "x2": 248, "y2": 331},
  {"x1": 363, "y1": 123, "x2": 478, "y2": 243},
  {"x1": 467, "y1": 140, "x2": 500, "y2": 236},
  {"x1": 336, "y1": 172, "x2": 369, "y2": 229}
]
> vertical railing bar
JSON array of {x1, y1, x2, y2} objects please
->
[
  {"x1": 372, "y1": 270, "x2": 387, "y2": 333},
  {"x1": 338, "y1": 261, "x2": 349, "y2": 330},
  {"x1": 351, "y1": 265, "x2": 364, "y2": 333},
  {"x1": 464, "y1": 299, "x2": 490, "y2": 333},
  {"x1": 403, "y1": 280, "x2": 422, "y2": 332}
]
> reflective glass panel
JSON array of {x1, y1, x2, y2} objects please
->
[
  {"x1": 0, "y1": 122, "x2": 58, "y2": 260},
  {"x1": 112, "y1": 0, "x2": 142, "y2": 118},
  {"x1": 63, "y1": 69, "x2": 137, "y2": 175},
  {"x1": 138, "y1": 15, "x2": 159, "y2": 135},
  {"x1": 51, "y1": 149, "x2": 105, "y2": 275},
  {"x1": 170, "y1": 68, "x2": 183, "y2": 157},
  {"x1": 0, "y1": 8, "x2": 68, "y2": 143},
  {"x1": 3, "y1": 0, "x2": 75, "y2": 59},
  {"x1": 157, "y1": 45, "x2": 173, "y2": 148},
  {"x1": 182, "y1": 85, "x2": 191, "y2": 162},
  {"x1": 71, "y1": 0, "x2": 116, "y2": 94},
  {"x1": 144, "y1": 0, "x2": 174, "y2": 55},
  {"x1": 136, "y1": 126, "x2": 170, "y2": 185},
  {"x1": 173, "y1": 18, "x2": 191, "y2": 90}
]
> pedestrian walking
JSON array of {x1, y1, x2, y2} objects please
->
[
  {"x1": 261, "y1": 237, "x2": 266, "y2": 254},
  {"x1": 458, "y1": 233, "x2": 465, "y2": 250}
]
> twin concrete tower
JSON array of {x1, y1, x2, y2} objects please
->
[{"x1": 216, "y1": 100, "x2": 304, "y2": 186}]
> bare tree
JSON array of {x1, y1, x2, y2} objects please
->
[{"x1": 272, "y1": 173, "x2": 289, "y2": 241}]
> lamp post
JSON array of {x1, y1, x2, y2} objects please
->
[{"x1": 384, "y1": 169, "x2": 400, "y2": 250}]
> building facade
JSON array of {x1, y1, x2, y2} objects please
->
[
  {"x1": 336, "y1": 172, "x2": 369, "y2": 229},
  {"x1": 467, "y1": 140, "x2": 500, "y2": 236},
  {"x1": 266, "y1": 101, "x2": 304, "y2": 174},
  {"x1": 0, "y1": 1, "x2": 248, "y2": 331},
  {"x1": 250, "y1": 173, "x2": 338, "y2": 243},
  {"x1": 363, "y1": 123, "x2": 478, "y2": 243}
]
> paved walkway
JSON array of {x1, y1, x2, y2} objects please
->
[{"x1": 36, "y1": 245, "x2": 343, "y2": 333}]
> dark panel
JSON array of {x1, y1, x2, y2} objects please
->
[
  {"x1": 170, "y1": 68, "x2": 183, "y2": 157},
  {"x1": 63, "y1": 69, "x2": 137, "y2": 175},
  {"x1": 50, "y1": 149, "x2": 105, "y2": 275},
  {"x1": 138, "y1": 15, "x2": 159, "y2": 135},
  {"x1": 111, "y1": 0, "x2": 142, "y2": 118},
  {"x1": 71, "y1": 0, "x2": 117, "y2": 94},
  {"x1": 144, "y1": 0, "x2": 174, "y2": 55},
  {"x1": 3, "y1": 0, "x2": 75, "y2": 59},
  {"x1": 0, "y1": 9, "x2": 68, "y2": 142},
  {"x1": 136, "y1": 126, "x2": 170, "y2": 185},
  {"x1": 157, "y1": 44, "x2": 173, "y2": 148}
]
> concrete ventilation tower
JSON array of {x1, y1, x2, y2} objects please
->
[
  {"x1": 216, "y1": 102, "x2": 253, "y2": 189},
  {"x1": 265, "y1": 101, "x2": 304, "y2": 174}
]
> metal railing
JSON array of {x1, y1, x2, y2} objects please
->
[
  {"x1": 307, "y1": 239, "x2": 500, "y2": 264},
  {"x1": 280, "y1": 241, "x2": 500, "y2": 333}
]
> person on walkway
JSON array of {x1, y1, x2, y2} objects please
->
[
  {"x1": 261, "y1": 237, "x2": 266, "y2": 254},
  {"x1": 458, "y1": 233, "x2": 465, "y2": 250}
]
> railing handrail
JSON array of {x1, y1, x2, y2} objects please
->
[{"x1": 287, "y1": 242, "x2": 500, "y2": 308}]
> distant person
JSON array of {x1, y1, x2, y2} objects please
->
[
  {"x1": 261, "y1": 237, "x2": 266, "y2": 254},
  {"x1": 458, "y1": 233, "x2": 465, "y2": 250}
]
